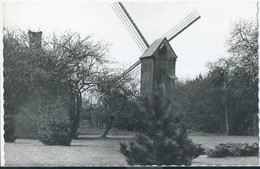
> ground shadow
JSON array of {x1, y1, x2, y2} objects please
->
[{"x1": 77, "y1": 135, "x2": 133, "y2": 141}]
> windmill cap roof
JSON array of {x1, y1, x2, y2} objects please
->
[{"x1": 140, "y1": 37, "x2": 165, "y2": 59}]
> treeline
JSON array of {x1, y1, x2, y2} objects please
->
[
  {"x1": 86, "y1": 19, "x2": 258, "y2": 136},
  {"x1": 175, "y1": 19, "x2": 258, "y2": 135},
  {"x1": 3, "y1": 28, "x2": 123, "y2": 141},
  {"x1": 3, "y1": 26, "x2": 139, "y2": 142}
]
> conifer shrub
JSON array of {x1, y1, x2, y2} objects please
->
[
  {"x1": 120, "y1": 88, "x2": 204, "y2": 165},
  {"x1": 206, "y1": 142, "x2": 259, "y2": 158},
  {"x1": 38, "y1": 99, "x2": 71, "y2": 146}
]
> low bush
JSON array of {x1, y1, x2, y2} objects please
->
[
  {"x1": 193, "y1": 144, "x2": 206, "y2": 157},
  {"x1": 206, "y1": 142, "x2": 259, "y2": 158},
  {"x1": 38, "y1": 99, "x2": 72, "y2": 146},
  {"x1": 38, "y1": 119, "x2": 71, "y2": 146}
]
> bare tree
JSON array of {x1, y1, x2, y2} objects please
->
[
  {"x1": 44, "y1": 31, "x2": 110, "y2": 138},
  {"x1": 93, "y1": 72, "x2": 138, "y2": 137}
]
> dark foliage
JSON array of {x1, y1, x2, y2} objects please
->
[
  {"x1": 206, "y1": 142, "x2": 259, "y2": 158},
  {"x1": 3, "y1": 30, "x2": 32, "y2": 139},
  {"x1": 38, "y1": 119, "x2": 71, "y2": 146},
  {"x1": 3, "y1": 29, "x2": 109, "y2": 139},
  {"x1": 4, "y1": 114, "x2": 16, "y2": 142},
  {"x1": 38, "y1": 99, "x2": 72, "y2": 146},
  {"x1": 174, "y1": 77, "x2": 226, "y2": 133},
  {"x1": 193, "y1": 143, "x2": 206, "y2": 156},
  {"x1": 173, "y1": 19, "x2": 258, "y2": 135},
  {"x1": 120, "y1": 88, "x2": 204, "y2": 165}
]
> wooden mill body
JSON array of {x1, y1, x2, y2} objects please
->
[{"x1": 140, "y1": 37, "x2": 177, "y2": 95}]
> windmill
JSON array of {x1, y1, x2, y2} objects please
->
[{"x1": 112, "y1": 2, "x2": 200, "y2": 95}]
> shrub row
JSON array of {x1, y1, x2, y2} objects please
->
[{"x1": 206, "y1": 142, "x2": 258, "y2": 158}]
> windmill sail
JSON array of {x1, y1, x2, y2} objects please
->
[
  {"x1": 115, "y1": 60, "x2": 141, "y2": 83},
  {"x1": 162, "y1": 10, "x2": 201, "y2": 42},
  {"x1": 112, "y1": 2, "x2": 149, "y2": 53},
  {"x1": 112, "y1": 3, "x2": 201, "y2": 84}
]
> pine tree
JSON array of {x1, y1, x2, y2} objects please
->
[{"x1": 120, "y1": 87, "x2": 203, "y2": 165}]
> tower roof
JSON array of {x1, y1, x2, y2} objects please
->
[
  {"x1": 139, "y1": 37, "x2": 177, "y2": 59},
  {"x1": 140, "y1": 38, "x2": 164, "y2": 59}
]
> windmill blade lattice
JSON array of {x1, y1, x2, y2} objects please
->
[
  {"x1": 112, "y1": 2, "x2": 149, "y2": 53},
  {"x1": 126, "y1": 64, "x2": 141, "y2": 79},
  {"x1": 112, "y1": 3, "x2": 201, "y2": 84},
  {"x1": 162, "y1": 10, "x2": 200, "y2": 41},
  {"x1": 114, "y1": 60, "x2": 141, "y2": 83}
]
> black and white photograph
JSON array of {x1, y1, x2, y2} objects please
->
[{"x1": 1, "y1": 0, "x2": 259, "y2": 166}]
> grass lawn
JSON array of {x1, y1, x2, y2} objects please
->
[
  {"x1": 192, "y1": 156, "x2": 258, "y2": 166},
  {"x1": 4, "y1": 135, "x2": 130, "y2": 166},
  {"x1": 4, "y1": 135, "x2": 259, "y2": 166}
]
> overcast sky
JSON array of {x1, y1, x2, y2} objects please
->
[{"x1": 3, "y1": 0, "x2": 258, "y2": 80}]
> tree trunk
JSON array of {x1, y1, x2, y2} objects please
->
[
  {"x1": 101, "y1": 115, "x2": 114, "y2": 138},
  {"x1": 70, "y1": 93, "x2": 76, "y2": 136},
  {"x1": 70, "y1": 92, "x2": 82, "y2": 139},
  {"x1": 224, "y1": 100, "x2": 229, "y2": 135},
  {"x1": 253, "y1": 113, "x2": 257, "y2": 136}
]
